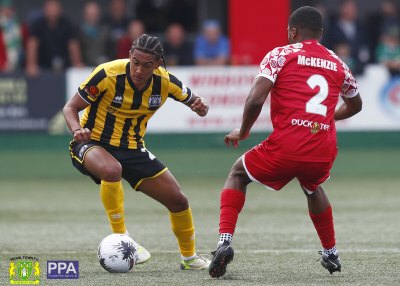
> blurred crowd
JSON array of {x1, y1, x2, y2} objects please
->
[
  {"x1": 1, "y1": 0, "x2": 400, "y2": 77},
  {"x1": 319, "y1": 0, "x2": 400, "y2": 76},
  {"x1": 0, "y1": 0, "x2": 229, "y2": 76}
]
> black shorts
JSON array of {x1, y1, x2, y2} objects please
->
[{"x1": 69, "y1": 140, "x2": 167, "y2": 189}]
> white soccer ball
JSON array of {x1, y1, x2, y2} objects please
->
[{"x1": 97, "y1": 234, "x2": 138, "y2": 273}]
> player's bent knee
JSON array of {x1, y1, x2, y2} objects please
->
[
  {"x1": 227, "y1": 161, "x2": 252, "y2": 187},
  {"x1": 301, "y1": 185, "x2": 322, "y2": 197},
  {"x1": 169, "y1": 192, "x2": 189, "y2": 212},
  {"x1": 231, "y1": 157, "x2": 248, "y2": 176},
  {"x1": 100, "y1": 161, "x2": 122, "y2": 181}
]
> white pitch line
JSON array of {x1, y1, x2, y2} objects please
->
[
  {"x1": 2, "y1": 248, "x2": 400, "y2": 255},
  {"x1": 249, "y1": 248, "x2": 400, "y2": 254}
]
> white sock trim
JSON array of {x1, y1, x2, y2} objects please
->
[
  {"x1": 323, "y1": 246, "x2": 338, "y2": 256},
  {"x1": 182, "y1": 254, "x2": 197, "y2": 261},
  {"x1": 218, "y1": 233, "x2": 233, "y2": 245}
]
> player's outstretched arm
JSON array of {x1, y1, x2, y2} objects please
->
[
  {"x1": 225, "y1": 77, "x2": 272, "y2": 148},
  {"x1": 334, "y1": 94, "x2": 362, "y2": 121},
  {"x1": 63, "y1": 92, "x2": 91, "y2": 143},
  {"x1": 185, "y1": 94, "x2": 209, "y2": 117}
]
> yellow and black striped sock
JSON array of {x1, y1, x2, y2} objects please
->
[
  {"x1": 100, "y1": 180, "x2": 126, "y2": 234},
  {"x1": 169, "y1": 207, "x2": 196, "y2": 259}
]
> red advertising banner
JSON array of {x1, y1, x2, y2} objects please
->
[{"x1": 229, "y1": 0, "x2": 290, "y2": 65}]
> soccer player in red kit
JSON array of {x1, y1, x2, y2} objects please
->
[{"x1": 209, "y1": 6, "x2": 362, "y2": 278}]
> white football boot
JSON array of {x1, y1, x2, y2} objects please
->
[{"x1": 180, "y1": 254, "x2": 211, "y2": 270}]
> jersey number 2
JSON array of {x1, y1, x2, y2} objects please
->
[{"x1": 306, "y1": 74, "x2": 328, "y2": 116}]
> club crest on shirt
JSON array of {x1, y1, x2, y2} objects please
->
[{"x1": 148, "y1": 95, "x2": 161, "y2": 109}]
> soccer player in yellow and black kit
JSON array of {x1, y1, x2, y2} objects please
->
[{"x1": 63, "y1": 34, "x2": 210, "y2": 270}]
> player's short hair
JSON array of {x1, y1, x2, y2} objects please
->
[
  {"x1": 130, "y1": 34, "x2": 166, "y2": 68},
  {"x1": 289, "y1": 6, "x2": 323, "y2": 35}
]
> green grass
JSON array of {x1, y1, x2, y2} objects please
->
[
  {"x1": 0, "y1": 148, "x2": 399, "y2": 179},
  {"x1": 0, "y1": 148, "x2": 400, "y2": 285}
]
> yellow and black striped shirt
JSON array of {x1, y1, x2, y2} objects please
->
[{"x1": 78, "y1": 59, "x2": 192, "y2": 149}]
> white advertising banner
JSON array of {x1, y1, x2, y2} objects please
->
[
  {"x1": 336, "y1": 65, "x2": 400, "y2": 131},
  {"x1": 66, "y1": 64, "x2": 400, "y2": 133},
  {"x1": 148, "y1": 66, "x2": 272, "y2": 132}
]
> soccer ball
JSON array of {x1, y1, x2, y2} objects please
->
[{"x1": 97, "y1": 234, "x2": 138, "y2": 273}]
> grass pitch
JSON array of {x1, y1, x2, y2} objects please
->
[{"x1": 0, "y1": 147, "x2": 399, "y2": 285}]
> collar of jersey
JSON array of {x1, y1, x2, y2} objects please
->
[{"x1": 300, "y1": 39, "x2": 319, "y2": 45}]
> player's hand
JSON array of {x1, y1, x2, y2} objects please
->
[
  {"x1": 224, "y1": 128, "x2": 249, "y2": 148},
  {"x1": 73, "y1": 128, "x2": 91, "y2": 143},
  {"x1": 191, "y1": 97, "x2": 209, "y2": 117}
]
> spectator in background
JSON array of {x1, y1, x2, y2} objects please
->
[
  {"x1": 116, "y1": 19, "x2": 144, "y2": 59},
  {"x1": 376, "y1": 27, "x2": 400, "y2": 77},
  {"x1": 163, "y1": 23, "x2": 193, "y2": 66},
  {"x1": 366, "y1": 0, "x2": 400, "y2": 63},
  {"x1": 165, "y1": 0, "x2": 196, "y2": 32},
  {"x1": 194, "y1": 19, "x2": 229, "y2": 66},
  {"x1": 135, "y1": 0, "x2": 165, "y2": 33},
  {"x1": 0, "y1": 0, "x2": 28, "y2": 72},
  {"x1": 325, "y1": 0, "x2": 368, "y2": 74},
  {"x1": 376, "y1": 0, "x2": 400, "y2": 40},
  {"x1": 313, "y1": 1, "x2": 332, "y2": 48},
  {"x1": 102, "y1": 0, "x2": 130, "y2": 57},
  {"x1": 79, "y1": 1, "x2": 111, "y2": 66},
  {"x1": 333, "y1": 42, "x2": 353, "y2": 68},
  {"x1": 25, "y1": 0, "x2": 83, "y2": 76},
  {"x1": 333, "y1": 42, "x2": 364, "y2": 75}
]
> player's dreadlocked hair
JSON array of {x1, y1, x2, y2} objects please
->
[
  {"x1": 130, "y1": 34, "x2": 167, "y2": 69},
  {"x1": 289, "y1": 6, "x2": 323, "y2": 36}
]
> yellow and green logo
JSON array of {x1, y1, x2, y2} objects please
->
[{"x1": 9, "y1": 256, "x2": 40, "y2": 285}]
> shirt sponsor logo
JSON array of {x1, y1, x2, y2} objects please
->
[
  {"x1": 311, "y1": 122, "x2": 321, "y2": 134},
  {"x1": 297, "y1": 55, "x2": 337, "y2": 71},
  {"x1": 106, "y1": 106, "x2": 137, "y2": 118},
  {"x1": 291, "y1": 118, "x2": 330, "y2": 133},
  {"x1": 107, "y1": 106, "x2": 117, "y2": 114},
  {"x1": 47, "y1": 261, "x2": 79, "y2": 279}
]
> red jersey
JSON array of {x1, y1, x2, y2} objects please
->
[{"x1": 256, "y1": 40, "x2": 359, "y2": 162}]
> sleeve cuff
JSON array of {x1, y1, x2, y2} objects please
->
[
  {"x1": 255, "y1": 73, "x2": 275, "y2": 84},
  {"x1": 78, "y1": 89, "x2": 92, "y2": 104}
]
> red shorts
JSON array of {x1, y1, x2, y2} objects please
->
[{"x1": 243, "y1": 145, "x2": 335, "y2": 193}]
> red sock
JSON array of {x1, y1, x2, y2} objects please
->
[
  {"x1": 219, "y1": 189, "x2": 246, "y2": 234},
  {"x1": 309, "y1": 205, "x2": 336, "y2": 249}
]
